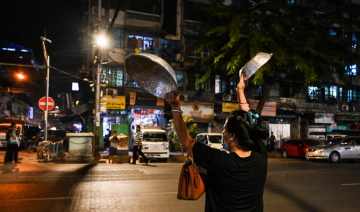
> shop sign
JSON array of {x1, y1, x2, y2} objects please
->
[
  {"x1": 156, "y1": 97, "x2": 164, "y2": 106},
  {"x1": 331, "y1": 123, "x2": 337, "y2": 128},
  {"x1": 222, "y1": 102, "x2": 239, "y2": 113},
  {"x1": 181, "y1": 102, "x2": 214, "y2": 122},
  {"x1": 130, "y1": 92, "x2": 136, "y2": 105},
  {"x1": 100, "y1": 95, "x2": 126, "y2": 109},
  {"x1": 336, "y1": 115, "x2": 360, "y2": 122},
  {"x1": 315, "y1": 113, "x2": 334, "y2": 124},
  {"x1": 249, "y1": 99, "x2": 276, "y2": 116}
]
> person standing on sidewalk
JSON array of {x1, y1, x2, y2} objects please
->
[
  {"x1": 268, "y1": 132, "x2": 276, "y2": 152},
  {"x1": 132, "y1": 125, "x2": 149, "y2": 165},
  {"x1": 165, "y1": 75, "x2": 268, "y2": 211},
  {"x1": 4, "y1": 123, "x2": 20, "y2": 163}
]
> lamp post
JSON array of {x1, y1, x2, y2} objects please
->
[
  {"x1": 41, "y1": 36, "x2": 52, "y2": 142},
  {"x1": 94, "y1": 0, "x2": 106, "y2": 158}
]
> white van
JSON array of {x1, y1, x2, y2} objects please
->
[
  {"x1": 140, "y1": 126, "x2": 169, "y2": 162},
  {"x1": 196, "y1": 133, "x2": 223, "y2": 150}
]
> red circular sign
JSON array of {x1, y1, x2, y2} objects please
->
[{"x1": 38, "y1": 97, "x2": 55, "y2": 111}]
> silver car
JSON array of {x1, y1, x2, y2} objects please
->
[{"x1": 305, "y1": 136, "x2": 360, "y2": 163}]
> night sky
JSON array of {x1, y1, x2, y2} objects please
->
[
  {"x1": 0, "y1": 0, "x2": 85, "y2": 73},
  {"x1": 1, "y1": 0, "x2": 87, "y2": 96}
]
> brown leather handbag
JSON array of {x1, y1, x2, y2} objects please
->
[{"x1": 177, "y1": 140, "x2": 205, "y2": 200}]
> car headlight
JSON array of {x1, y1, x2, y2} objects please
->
[
  {"x1": 142, "y1": 145, "x2": 149, "y2": 149},
  {"x1": 317, "y1": 149, "x2": 325, "y2": 153},
  {"x1": 163, "y1": 145, "x2": 169, "y2": 149}
]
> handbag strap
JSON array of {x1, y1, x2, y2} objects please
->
[{"x1": 186, "y1": 139, "x2": 197, "y2": 163}]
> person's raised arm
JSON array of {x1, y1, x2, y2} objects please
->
[
  {"x1": 237, "y1": 74, "x2": 250, "y2": 112},
  {"x1": 165, "y1": 91, "x2": 192, "y2": 150}
]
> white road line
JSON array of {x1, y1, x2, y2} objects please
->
[
  {"x1": 341, "y1": 183, "x2": 360, "y2": 186},
  {"x1": 6, "y1": 192, "x2": 178, "y2": 201}
]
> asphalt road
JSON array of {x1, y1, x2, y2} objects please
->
[{"x1": 1, "y1": 151, "x2": 360, "y2": 212}]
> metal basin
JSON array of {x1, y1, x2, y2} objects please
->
[{"x1": 124, "y1": 53, "x2": 178, "y2": 98}]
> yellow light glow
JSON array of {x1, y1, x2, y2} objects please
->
[
  {"x1": 97, "y1": 35, "x2": 107, "y2": 47},
  {"x1": 17, "y1": 73, "x2": 25, "y2": 79}
]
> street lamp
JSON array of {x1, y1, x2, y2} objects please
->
[
  {"x1": 96, "y1": 35, "x2": 107, "y2": 47},
  {"x1": 17, "y1": 73, "x2": 25, "y2": 79}
]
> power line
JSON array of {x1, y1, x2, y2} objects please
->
[{"x1": 50, "y1": 66, "x2": 88, "y2": 81}]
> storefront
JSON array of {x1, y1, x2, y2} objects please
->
[
  {"x1": 129, "y1": 92, "x2": 166, "y2": 145},
  {"x1": 100, "y1": 95, "x2": 129, "y2": 149}
]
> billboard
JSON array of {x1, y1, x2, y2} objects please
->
[{"x1": 181, "y1": 102, "x2": 214, "y2": 122}]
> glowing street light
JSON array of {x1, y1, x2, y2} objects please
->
[
  {"x1": 96, "y1": 35, "x2": 107, "y2": 47},
  {"x1": 17, "y1": 73, "x2": 25, "y2": 80}
]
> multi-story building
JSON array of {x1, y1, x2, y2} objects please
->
[
  {"x1": 80, "y1": 0, "x2": 360, "y2": 150},
  {"x1": 0, "y1": 41, "x2": 43, "y2": 126}
]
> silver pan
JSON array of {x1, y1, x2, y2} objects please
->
[
  {"x1": 239, "y1": 52, "x2": 273, "y2": 80},
  {"x1": 124, "y1": 53, "x2": 178, "y2": 98}
]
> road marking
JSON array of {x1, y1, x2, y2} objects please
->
[
  {"x1": 341, "y1": 183, "x2": 360, "y2": 186},
  {"x1": 6, "y1": 192, "x2": 178, "y2": 201}
]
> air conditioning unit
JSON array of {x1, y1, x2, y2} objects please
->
[
  {"x1": 222, "y1": 93, "x2": 232, "y2": 102},
  {"x1": 106, "y1": 88, "x2": 117, "y2": 96},
  {"x1": 341, "y1": 104, "x2": 349, "y2": 111},
  {"x1": 179, "y1": 94, "x2": 188, "y2": 101},
  {"x1": 92, "y1": 7, "x2": 105, "y2": 16}
]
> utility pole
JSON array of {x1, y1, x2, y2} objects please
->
[
  {"x1": 94, "y1": 0, "x2": 102, "y2": 158},
  {"x1": 41, "y1": 36, "x2": 52, "y2": 142}
]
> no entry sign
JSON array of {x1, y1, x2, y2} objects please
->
[{"x1": 38, "y1": 97, "x2": 55, "y2": 111}]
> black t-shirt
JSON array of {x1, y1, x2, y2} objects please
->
[{"x1": 192, "y1": 141, "x2": 267, "y2": 212}]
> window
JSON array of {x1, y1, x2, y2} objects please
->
[
  {"x1": 270, "y1": 83, "x2": 280, "y2": 97},
  {"x1": 330, "y1": 86, "x2": 337, "y2": 99},
  {"x1": 347, "y1": 89, "x2": 353, "y2": 102},
  {"x1": 288, "y1": 0, "x2": 295, "y2": 4},
  {"x1": 339, "y1": 87, "x2": 343, "y2": 103},
  {"x1": 127, "y1": 35, "x2": 154, "y2": 51},
  {"x1": 195, "y1": 74, "x2": 200, "y2": 91},
  {"x1": 353, "y1": 89, "x2": 358, "y2": 102},
  {"x1": 161, "y1": 39, "x2": 181, "y2": 62},
  {"x1": 352, "y1": 33, "x2": 358, "y2": 49},
  {"x1": 112, "y1": 28, "x2": 124, "y2": 48},
  {"x1": 308, "y1": 85, "x2": 320, "y2": 100},
  {"x1": 330, "y1": 29, "x2": 337, "y2": 36},
  {"x1": 345, "y1": 64, "x2": 357, "y2": 75},
  {"x1": 176, "y1": 71, "x2": 183, "y2": 89},
  {"x1": 229, "y1": 82, "x2": 236, "y2": 95},
  {"x1": 125, "y1": 72, "x2": 140, "y2": 87},
  {"x1": 324, "y1": 86, "x2": 329, "y2": 100},
  {"x1": 101, "y1": 66, "x2": 107, "y2": 83},
  {"x1": 221, "y1": 77, "x2": 227, "y2": 93},
  {"x1": 116, "y1": 67, "x2": 123, "y2": 87},
  {"x1": 215, "y1": 75, "x2": 221, "y2": 93}
]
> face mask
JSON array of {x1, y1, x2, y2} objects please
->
[{"x1": 221, "y1": 133, "x2": 232, "y2": 150}]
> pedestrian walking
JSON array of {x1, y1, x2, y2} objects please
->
[
  {"x1": 268, "y1": 132, "x2": 276, "y2": 152},
  {"x1": 132, "y1": 125, "x2": 149, "y2": 165},
  {"x1": 165, "y1": 74, "x2": 268, "y2": 211},
  {"x1": 4, "y1": 123, "x2": 20, "y2": 163},
  {"x1": 108, "y1": 131, "x2": 119, "y2": 163}
]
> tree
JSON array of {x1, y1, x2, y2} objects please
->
[
  {"x1": 198, "y1": 0, "x2": 360, "y2": 113},
  {"x1": 167, "y1": 117, "x2": 199, "y2": 155}
]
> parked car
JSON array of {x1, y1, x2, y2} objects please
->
[
  {"x1": 308, "y1": 132, "x2": 346, "y2": 143},
  {"x1": 305, "y1": 136, "x2": 360, "y2": 163},
  {"x1": 280, "y1": 139, "x2": 320, "y2": 158},
  {"x1": 196, "y1": 133, "x2": 223, "y2": 150}
]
